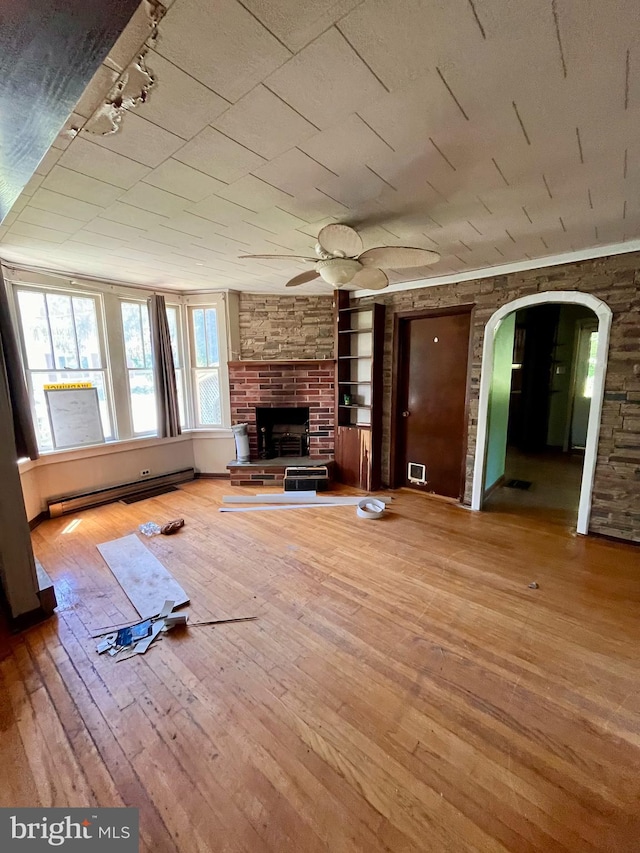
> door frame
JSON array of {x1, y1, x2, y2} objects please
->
[
  {"x1": 471, "y1": 291, "x2": 612, "y2": 535},
  {"x1": 390, "y1": 304, "x2": 475, "y2": 494}
]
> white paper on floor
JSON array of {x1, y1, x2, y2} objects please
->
[{"x1": 97, "y1": 532, "x2": 189, "y2": 619}]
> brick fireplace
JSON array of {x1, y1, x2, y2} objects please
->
[{"x1": 228, "y1": 360, "x2": 335, "y2": 462}]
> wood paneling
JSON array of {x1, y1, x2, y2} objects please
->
[
  {"x1": 2, "y1": 480, "x2": 640, "y2": 851},
  {"x1": 334, "y1": 424, "x2": 372, "y2": 490}
]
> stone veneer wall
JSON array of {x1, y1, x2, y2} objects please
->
[
  {"x1": 238, "y1": 294, "x2": 334, "y2": 360},
  {"x1": 357, "y1": 251, "x2": 640, "y2": 543},
  {"x1": 228, "y1": 361, "x2": 335, "y2": 459}
]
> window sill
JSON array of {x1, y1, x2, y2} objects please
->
[
  {"x1": 19, "y1": 433, "x2": 192, "y2": 468},
  {"x1": 186, "y1": 428, "x2": 233, "y2": 438}
]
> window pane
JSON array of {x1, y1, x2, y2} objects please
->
[
  {"x1": 73, "y1": 297, "x2": 102, "y2": 369},
  {"x1": 193, "y1": 308, "x2": 207, "y2": 367},
  {"x1": 141, "y1": 304, "x2": 153, "y2": 368},
  {"x1": 46, "y1": 294, "x2": 79, "y2": 369},
  {"x1": 205, "y1": 308, "x2": 219, "y2": 366},
  {"x1": 30, "y1": 371, "x2": 112, "y2": 450},
  {"x1": 175, "y1": 368, "x2": 186, "y2": 427},
  {"x1": 195, "y1": 369, "x2": 221, "y2": 425},
  {"x1": 121, "y1": 302, "x2": 145, "y2": 368},
  {"x1": 17, "y1": 291, "x2": 53, "y2": 369},
  {"x1": 129, "y1": 369, "x2": 156, "y2": 433},
  {"x1": 166, "y1": 306, "x2": 180, "y2": 368},
  {"x1": 583, "y1": 331, "x2": 598, "y2": 398}
]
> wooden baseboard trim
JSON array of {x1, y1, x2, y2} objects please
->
[
  {"x1": 398, "y1": 487, "x2": 460, "y2": 505},
  {"x1": 194, "y1": 472, "x2": 231, "y2": 479},
  {"x1": 29, "y1": 511, "x2": 48, "y2": 531}
]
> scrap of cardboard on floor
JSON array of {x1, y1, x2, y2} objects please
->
[
  {"x1": 96, "y1": 598, "x2": 187, "y2": 661},
  {"x1": 95, "y1": 601, "x2": 258, "y2": 659}
]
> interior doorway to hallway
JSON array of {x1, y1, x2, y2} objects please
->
[{"x1": 472, "y1": 291, "x2": 611, "y2": 535}]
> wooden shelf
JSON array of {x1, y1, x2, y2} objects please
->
[{"x1": 334, "y1": 291, "x2": 384, "y2": 490}]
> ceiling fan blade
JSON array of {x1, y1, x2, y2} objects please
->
[
  {"x1": 351, "y1": 267, "x2": 389, "y2": 290},
  {"x1": 239, "y1": 254, "x2": 316, "y2": 261},
  {"x1": 317, "y1": 223, "x2": 363, "y2": 257},
  {"x1": 285, "y1": 270, "x2": 321, "y2": 287},
  {"x1": 358, "y1": 246, "x2": 440, "y2": 268}
]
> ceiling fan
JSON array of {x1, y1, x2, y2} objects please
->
[{"x1": 239, "y1": 223, "x2": 439, "y2": 290}]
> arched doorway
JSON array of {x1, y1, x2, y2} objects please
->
[{"x1": 472, "y1": 292, "x2": 612, "y2": 534}]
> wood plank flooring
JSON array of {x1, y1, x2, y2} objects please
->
[{"x1": 2, "y1": 480, "x2": 640, "y2": 852}]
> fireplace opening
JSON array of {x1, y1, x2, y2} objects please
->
[{"x1": 256, "y1": 407, "x2": 310, "y2": 459}]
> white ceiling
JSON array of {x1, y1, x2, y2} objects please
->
[{"x1": 1, "y1": 0, "x2": 639, "y2": 293}]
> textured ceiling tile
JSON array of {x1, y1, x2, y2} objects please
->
[
  {"x1": 174, "y1": 126, "x2": 266, "y2": 182},
  {"x1": 213, "y1": 85, "x2": 317, "y2": 159},
  {"x1": 317, "y1": 164, "x2": 393, "y2": 208},
  {"x1": 41, "y1": 166, "x2": 124, "y2": 207},
  {"x1": 29, "y1": 188, "x2": 104, "y2": 222},
  {"x1": 187, "y1": 192, "x2": 258, "y2": 223},
  {"x1": 242, "y1": 0, "x2": 363, "y2": 52},
  {"x1": 243, "y1": 206, "x2": 308, "y2": 235},
  {"x1": 34, "y1": 148, "x2": 63, "y2": 177},
  {"x1": 17, "y1": 207, "x2": 84, "y2": 235},
  {"x1": 119, "y1": 182, "x2": 190, "y2": 217},
  {"x1": 251, "y1": 147, "x2": 338, "y2": 195},
  {"x1": 21, "y1": 174, "x2": 45, "y2": 197},
  {"x1": 357, "y1": 77, "x2": 465, "y2": 154},
  {"x1": 299, "y1": 113, "x2": 395, "y2": 176},
  {"x1": 101, "y1": 201, "x2": 170, "y2": 230},
  {"x1": 141, "y1": 159, "x2": 227, "y2": 201},
  {"x1": 73, "y1": 64, "x2": 120, "y2": 120},
  {"x1": 81, "y1": 112, "x2": 184, "y2": 167},
  {"x1": 50, "y1": 114, "x2": 86, "y2": 151},
  {"x1": 265, "y1": 28, "x2": 388, "y2": 129},
  {"x1": 339, "y1": 0, "x2": 483, "y2": 91},
  {"x1": 105, "y1": 1, "x2": 159, "y2": 74},
  {"x1": 156, "y1": 0, "x2": 290, "y2": 102},
  {"x1": 58, "y1": 137, "x2": 152, "y2": 190},
  {"x1": 278, "y1": 188, "x2": 350, "y2": 223},
  {"x1": 84, "y1": 218, "x2": 148, "y2": 241},
  {"x1": 8, "y1": 222, "x2": 68, "y2": 244},
  {"x1": 215, "y1": 174, "x2": 294, "y2": 212},
  {"x1": 137, "y1": 51, "x2": 229, "y2": 139},
  {"x1": 162, "y1": 212, "x2": 236, "y2": 241},
  {"x1": 71, "y1": 230, "x2": 129, "y2": 250}
]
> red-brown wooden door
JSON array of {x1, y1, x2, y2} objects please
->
[{"x1": 395, "y1": 309, "x2": 472, "y2": 499}]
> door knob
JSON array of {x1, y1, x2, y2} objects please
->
[{"x1": 402, "y1": 410, "x2": 410, "y2": 417}]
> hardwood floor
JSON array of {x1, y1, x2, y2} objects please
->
[{"x1": 2, "y1": 481, "x2": 640, "y2": 852}]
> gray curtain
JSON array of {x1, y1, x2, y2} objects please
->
[
  {"x1": 150, "y1": 293, "x2": 181, "y2": 438},
  {"x1": 0, "y1": 267, "x2": 38, "y2": 460}
]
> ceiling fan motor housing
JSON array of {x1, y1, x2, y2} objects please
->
[{"x1": 316, "y1": 257, "x2": 362, "y2": 285}]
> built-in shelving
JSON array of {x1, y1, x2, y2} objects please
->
[{"x1": 334, "y1": 291, "x2": 385, "y2": 490}]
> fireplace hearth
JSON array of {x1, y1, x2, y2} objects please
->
[{"x1": 256, "y1": 406, "x2": 310, "y2": 458}]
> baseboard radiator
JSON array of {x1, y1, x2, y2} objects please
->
[{"x1": 47, "y1": 468, "x2": 195, "y2": 518}]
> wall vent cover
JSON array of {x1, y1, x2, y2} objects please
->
[{"x1": 408, "y1": 462, "x2": 427, "y2": 484}]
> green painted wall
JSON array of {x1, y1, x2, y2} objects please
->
[{"x1": 484, "y1": 313, "x2": 515, "y2": 490}]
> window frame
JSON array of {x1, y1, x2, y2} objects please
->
[
  {"x1": 7, "y1": 271, "x2": 232, "y2": 456},
  {"x1": 119, "y1": 297, "x2": 157, "y2": 437},
  {"x1": 184, "y1": 293, "x2": 231, "y2": 430},
  {"x1": 13, "y1": 283, "x2": 116, "y2": 451}
]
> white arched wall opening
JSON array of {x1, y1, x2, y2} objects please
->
[{"x1": 471, "y1": 291, "x2": 612, "y2": 535}]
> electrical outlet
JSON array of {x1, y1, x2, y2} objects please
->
[{"x1": 140, "y1": 469, "x2": 151, "y2": 477}]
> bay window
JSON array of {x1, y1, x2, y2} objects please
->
[{"x1": 10, "y1": 276, "x2": 230, "y2": 453}]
